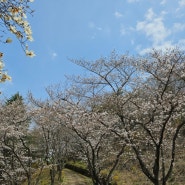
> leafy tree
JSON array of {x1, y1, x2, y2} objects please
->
[{"x1": 6, "y1": 92, "x2": 23, "y2": 105}]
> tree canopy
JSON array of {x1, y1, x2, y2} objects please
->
[{"x1": 0, "y1": 49, "x2": 185, "y2": 185}]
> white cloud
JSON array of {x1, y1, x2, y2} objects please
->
[
  {"x1": 137, "y1": 39, "x2": 185, "y2": 55},
  {"x1": 88, "y1": 22, "x2": 95, "y2": 29},
  {"x1": 49, "y1": 51, "x2": 58, "y2": 60},
  {"x1": 136, "y1": 8, "x2": 170, "y2": 46},
  {"x1": 52, "y1": 52, "x2": 57, "y2": 58},
  {"x1": 97, "y1": 27, "x2": 103, "y2": 31},
  {"x1": 119, "y1": 25, "x2": 135, "y2": 36},
  {"x1": 160, "y1": 0, "x2": 167, "y2": 5},
  {"x1": 127, "y1": 0, "x2": 140, "y2": 3},
  {"x1": 88, "y1": 21, "x2": 102, "y2": 31},
  {"x1": 160, "y1": 10, "x2": 168, "y2": 16},
  {"x1": 176, "y1": 0, "x2": 185, "y2": 12},
  {"x1": 179, "y1": 0, "x2": 185, "y2": 6},
  {"x1": 88, "y1": 22, "x2": 109, "y2": 39},
  {"x1": 173, "y1": 23, "x2": 185, "y2": 32},
  {"x1": 134, "y1": 8, "x2": 185, "y2": 55},
  {"x1": 145, "y1": 8, "x2": 155, "y2": 20},
  {"x1": 114, "y1": 11, "x2": 123, "y2": 18},
  {"x1": 138, "y1": 41, "x2": 173, "y2": 55}
]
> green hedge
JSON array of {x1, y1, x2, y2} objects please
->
[{"x1": 65, "y1": 163, "x2": 91, "y2": 177}]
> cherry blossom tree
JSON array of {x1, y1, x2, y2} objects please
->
[
  {"x1": 121, "y1": 49, "x2": 185, "y2": 185},
  {"x1": 67, "y1": 108, "x2": 126, "y2": 185},
  {"x1": 30, "y1": 53, "x2": 136, "y2": 185},
  {"x1": 0, "y1": 93, "x2": 34, "y2": 185},
  {"x1": 24, "y1": 49, "x2": 185, "y2": 185},
  {"x1": 29, "y1": 95, "x2": 74, "y2": 185},
  {"x1": 67, "y1": 49, "x2": 185, "y2": 185}
]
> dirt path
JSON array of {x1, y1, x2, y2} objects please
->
[{"x1": 62, "y1": 168, "x2": 92, "y2": 185}]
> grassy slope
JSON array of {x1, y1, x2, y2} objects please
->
[
  {"x1": 22, "y1": 149, "x2": 185, "y2": 185},
  {"x1": 22, "y1": 165, "x2": 185, "y2": 185}
]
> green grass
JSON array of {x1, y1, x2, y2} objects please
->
[
  {"x1": 21, "y1": 150, "x2": 185, "y2": 185},
  {"x1": 22, "y1": 167, "x2": 61, "y2": 185},
  {"x1": 68, "y1": 160, "x2": 87, "y2": 170},
  {"x1": 21, "y1": 167, "x2": 92, "y2": 185}
]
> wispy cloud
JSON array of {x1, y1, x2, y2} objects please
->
[
  {"x1": 138, "y1": 39, "x2": 185, "y2": 55},
  {"x1": 173, "y1": 22, "x2": 185, "y2": 32},
  {"x1": 114, "y1": 11, "x2": 123, "y2": 18},
  {"x1": 179, "y1": 0, "x2": 185, "y2": 6},
  {"x1": 145, "y1": 8, "x2": 155, "y2": 20},
  {"x1": 127, "y1": 0, "x2": 140, "y2": 3},
  {"x1": 88, "y1": 22, "x2": 102, "y2": 31},
  {"x1": 49, "y1": 51, "x2": 58, "y2": 60},
  {"x1": 88, "y1": 22, "x2": 95, "y2": 29},
  {"x1": 160, "y1": 0, "x2": 167, "y2": 5},
  {"x1": 176, "y1": 0, "x2": 185, "y2": 13},
  {"x1": 88, "y1": 21, "x2": 108, "y2": 39},
  {"x1": 134, "y1": 8, "x2": 184, "y2": 55},
  {"x1": 52, "y1": 52, "x2": 57, "y2": 58},
  {"x1": 136, "y1": 8, "x2": 170, "y2": 46},
  {"x1": 138, "y1": 41, "x2": 173, "y2": 55}
]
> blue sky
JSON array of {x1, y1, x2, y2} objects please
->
[{"x1": 1, "y1": 0, "x2": 185, "y2": 99}]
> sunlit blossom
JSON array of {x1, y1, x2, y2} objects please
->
[
  {"x1": 0, "y1": 0, "x2": 35, "y2": 83},
  {"x1": 26, "y1": 50, "x2": 35, "y2": 57}
]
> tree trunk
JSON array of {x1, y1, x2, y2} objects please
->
[
  {"x1": 152, "y1": 179, "x2": 167, "y2": 185},
  {"x1": 27, "y1": 175, "x2": 31, "y2": 185},
  {"x1": 50, "y1": 166, "x2": 56, "y2": 185},
  {"x1": 57, "y1": 163, "x2": 63, "y2": 182}
]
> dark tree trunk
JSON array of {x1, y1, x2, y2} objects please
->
[{"x1": 50, "y1": 166, "x2": 56, "y2": 185}]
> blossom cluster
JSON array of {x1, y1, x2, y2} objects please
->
[
  {"x1": 0, "y1": 52, "x2": 11, "y2": 82},
  {"x1": 0, "y1": 0, "x2": 35, "y2": 83}
]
